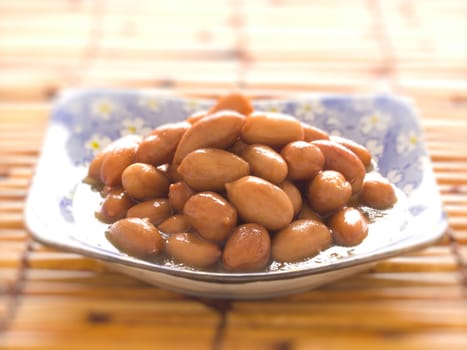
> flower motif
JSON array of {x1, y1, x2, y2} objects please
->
[
  {"x1": 365, "y1": 139, "x2": 384, "y2": 160},
  {"x1": 323, "y1": 116, "x2": 341, "y2": 136},
  {"x1": 91, "y1": 98, "x2": 115, "y2": 119},
  {"x1": 183, "y1": 99, "x2": 203, "y2": 115},
  {"x1": 85, "y1": 133, "x2": 112, "y2": 155},
  {"x1": 295, "y1": 101, "x2": 324, "y2": 123},
  {"x1": 139, "y1": 96, "x2": 162, "y2": 111},
  {"x1": 361, "y1": 112, "x2": 389, "y2": 134},
  {"x1": 386, "y1": 168, "x2": 403, "y2": 184},
  {"x1": 396, "y1": 130, "x2": 419, "y2": 154},
  {"x1": 352, "y1": 99, "x2": 374, "y2": 112},
  {"x1": 259, "y1": 101, "x2": 286, "y2": 114},
  {"x1": 402, "y1": 183, "x2": 415, "y2": 195},
  {"x1": 120, "y1": 118, "x2": 152, "y2": 137}
]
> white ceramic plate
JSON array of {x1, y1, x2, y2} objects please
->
[{"x1": 25, "y1": 89, "x2": 447, "y2": 299}]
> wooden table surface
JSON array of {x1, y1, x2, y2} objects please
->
[{"x1": 1, "y1": 0, "x2": 466, "y2": 349}]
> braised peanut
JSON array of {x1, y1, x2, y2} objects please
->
[
  {"x1": 280, "y1": 141, "x2": 324, "y2": 180},
  {"x1": 173, "y1": 110, "x2": 246, "y2": 164},
  {"x1": 359, "y1": 173, "x2": 397, "y2": 209},
  {"x1": 86, "y1": 92, "x2": 401, "y2": 273},
  {"x1": 331, "y1": 136, "x2": 372, "y2": 168},
  {"x1": 312, "y1": 140, "x2": 366, "y2": 193},
  {"x1": 96, "y1": 188, "x2": 134, "y2": 224},
  {"x1": 86, "y1": 151, "x2": 107, "y2": 183},
  {"x1": 106, "y1": 217, "x2": 164, "y2": 258},
  {"x1": 272, "y1": 219, "x2": 332, "y2": 262},
  {"x1": 177, "y1": 148, "x2": 250, "y2": 191},
  {"x1": 279, "y1": 180, "x2": 302, "y2": 217},
  {"x1": 183, "y1": 192, "x2": 237, "y2": 242},
  {"x1": 307, "y1": 170, "x2": 352, "y2": 215},
  {"x1": 122, "y1": 163, "x2": 170, "y2": 200},
  {"x1": 222, "y1": 224, "x2": 271, "y2": 272},
  {"x1": 208, "y1": 92, "x2": 254, "y2": 116},
  {"x1": 226, "y1": 176, "x2": 294, "y2": 231},
  {"x1": 158, "y1": 214, "x2": 191, "y2": 234},
  {"x1": 168, "y1": 181, "x2": 195, "y2": 212},
  {"x1": 241, "y1": 144, "x2": 288, "y2": 184},
  {"x1": 166, "y1": 232, "x2": 221, "y2": 268},
  {"x1": 100, "y1": 135, "x2": 141, "y2": 186},
  {"x1": 126, "y1": 198, "x2": 172, "y2": 226},
  {"x1": 135, "y1": 122, "x2": 190, "y2": 165},
  {"x1": 328, "y1": 207, "x2": 369, "y2": 246},
  {"x1": 302, "y1": 123, "x2": 330, "y2": 142},
  {"x1": 298, "y1": 202, "x2": 323, "y2": 222},
  {"x1": 186, "y1": 111, "x2": 208, "y2": 124},
  {"x1": 242, "y1": 112, "x2": 304, "y2": 146}
]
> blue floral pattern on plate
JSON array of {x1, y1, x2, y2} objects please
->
[{"x1": 25, "y1": 89, "x2": 447, "y2": 299}]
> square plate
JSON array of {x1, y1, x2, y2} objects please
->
[{"x1": 25, "y1": 89, "x2": 447, "y2": 299}]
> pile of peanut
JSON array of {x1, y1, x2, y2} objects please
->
[{"x1": 85, "y1": 93, "x2": 397, "y2": 272}]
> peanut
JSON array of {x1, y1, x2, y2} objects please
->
[
  {"x1": 280, "y1": 141, "x2": 324, "y2": 180},
  {"x1": 183, "y1": 192, "x2": 237, "y2": 242},
  {"x1": 166, "y1": 232, "x2": 221, "y2": 268},
  {"x1": 272, "y1": 219, "x2": 332, "y2": 262},
  {"x1": 173, "y1": 110, "x2": 246, "y2": 164},
  {"x1": 222, "y1": 224, "x2": 271, "y2": 272},
  {"x1": 106, "y1": 218, "x2": 164, "y2": 259},
  {"x1": 328, "y1": 207, "x2": 369, "y2": 246},
  {"x1": 241, "y1": 144, "x2": 288, "y2": 184},
  {"x1": 312, "y1": 140, "x2": 366, "y2": 193},
  {"x1": 242, "y1": 112, "x2": 304, "y2": 147},
  {"x1": 177, "y1": 148, "x2": 250, "y2": 191},
  {"x1": 126, "y1": 198, "x2": 172, "y2": 226},
  {"x1": 135, "y1": 121, "x2": 190, "y2": 165},
  {"x1": 226, "y1": 176, "x2": 294, "y2": 231}
]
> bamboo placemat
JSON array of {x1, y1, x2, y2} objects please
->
[{"x1": 1, "y1": 0, "x2": 466, "y2": 349}]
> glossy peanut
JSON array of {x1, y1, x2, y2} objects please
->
[
  {"x1": 157, "y1": 214, "x2": 191, "y2": 234},
  {"x1": 328, "y1": 207, "x2": 369, "y2": 246},
  {"x1": 272, "y1": 219, "x2": 333, "y2": 262},
  {"x1": 135, "y1": 121, "x2": 190, "y2": 165},
  {"x1": 226, "y1": 176, "x2": 294, "y2": 231},
  {"x1": 359, "y1": 173, "x2": 397, "y2": 209},
  {"x1": 331, "y1": 135, "x2": 372, "y2": 168},
  {"x1": 302, "y1": 123, "x2": 330, "y2": 141},
  {"x1": 96, "y1": 188, "x2": 134, "y2": 224},
  {"x1": 100, "y1": 135, "x2": 141, "y2": 186},
  {"x1": 312, "y1": 140, "x2": 366, "y2": 193},
  {"x1": 307, "y1": 170, "x2": 352, "y2": 214},
  {"x1": 173, "y1": 110, "x2": 246, "y2": 164},
  {"x1": 121, "y1": 163, "x2": 170, "y2": 200},
  {"x1": 183, "y1": 192, "x2": 237, "y2": 242},
  {"x1": 279, "y1": 180, "x2": 302, "y2": 217},
  {"x1": 241, "y1": 144, "x2": 288, "y2": 184},
  {"x1": 168, "y1": 181, "x2": 195, "y2": 212},
  {"x1": 106, "y1": 218, "x2": 164, "y2": 258},
  {"x1": 166, "y1": 232, "x2": 221, "y2": 268},
  {"x1": 298, "y1": 202, "x2": 323, "y2": 222},
  {"x1": 242, "y1": 112, "x2": 304, "y2": 147},
  {"x1": 186, "y1": 111, "x2": 208, "y2": 124},
  {"x1": 208, "y1": 92, "x2": 254, "y2": 116},
  {"x1": 177, "y1": 148, "x2": 250, "y2": 191},
  {"x1": 126, "y1": 198, "x2": 172, "y2": 226},
  {"x1": 280, "y1": 141, "x2": 324, "y2": 180},
  {"x1": 86, "y1": 151, "x2": 107, "y2": 183},
  {"x1": 222, "y1": 224, "x2": 271, "y2": 272}
]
